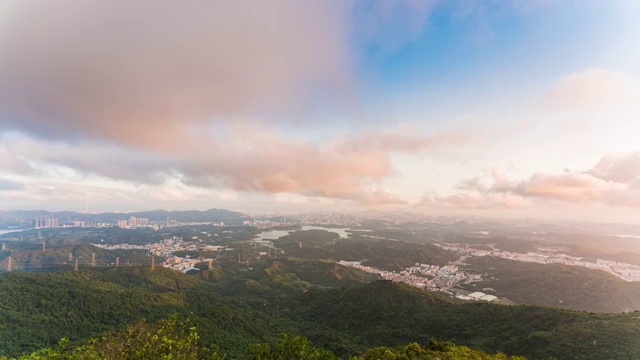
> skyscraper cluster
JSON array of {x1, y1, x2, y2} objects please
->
[{"x1": 32, "y1": 218, "x2": 59, "y2": 228}]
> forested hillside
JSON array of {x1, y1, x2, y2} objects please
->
[
  {"x1": 4, "y1": 316, "x2": 525, "y2": 360},
  {"x1": 2, "y1": 266, "x2": 640, "y2": 359}
]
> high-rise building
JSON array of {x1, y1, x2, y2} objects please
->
[
  {"x1": 128, "y1": 216, "x2": 137, "y2": 227},
  {"x1": 33, "y1": 218, "x2": 59, "y2": 228},
  {"x1": 46, "y1": 218, "x2": 59, "y2": 228},
  {"x1": 117, "y1": 219, "x2": 128, "y2": 228}
]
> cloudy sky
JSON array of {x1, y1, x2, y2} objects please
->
[{"x1": 1, "y1": 0, "x2": 639, "y2": 221}]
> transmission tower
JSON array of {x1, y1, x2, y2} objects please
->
[{"x1": 74, "y1": 258, "x2": 79, "y2": 271}]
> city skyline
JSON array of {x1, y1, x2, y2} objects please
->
[{"x1": 1, "y1": 1, "x2": 640, "y2": 223}]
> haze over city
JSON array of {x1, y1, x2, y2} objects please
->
[{"x1": 1, "y1": 0, "x2": 640, "y2": 223}]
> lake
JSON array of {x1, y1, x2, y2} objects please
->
[
  {"x1": 0, "y1": 229, "x2": 28, "y2": 236},
  {"x1": 255, "y1": 226, "x2": 352, "y2": 241}
]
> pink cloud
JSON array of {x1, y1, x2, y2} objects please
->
[
  {"x1": 588, "y1": 153, "x2": 640, "y2": 184},
  {"x1": 0, "y1": 0, "x2": 453, "y2": 151},
  {"x1": 518, "y1": 172, "x2": 606, "y2": 202},
  {"x1": 0, "y1": 1, "x2": 352, "y2": 148},
  {"x1": 0, "y1": 125, "x2": 462, "y2": 205},
  {"x1": 446, "y1": 153, "x2": 640, "y2": 209},
  {"x1": 179, "y1": 125, "x2": 459, "y2": 202}
]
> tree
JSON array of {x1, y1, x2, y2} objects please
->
[
  {"x1": 14, "y1": 316, "x2": 224, "y2": 360},
  {"x1": 249, "y1": 334, "x2": 337, "y2": 360}
]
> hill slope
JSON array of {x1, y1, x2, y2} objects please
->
[
  {"x1": 293, "y1": 281, "x2": 640, "y2": 360},
  {"x1": 462, "y1": 256, "x2": 640, "y2": 312},
  {"x1": 2, "y1": 268, "x2": 640, "y2": 359}
]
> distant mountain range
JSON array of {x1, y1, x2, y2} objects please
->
[{"x1": 0, "y1": 208, "x2": 245, "y2": 228}]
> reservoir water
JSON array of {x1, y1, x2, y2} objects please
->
[
  {"x1": 0, "y1": 229, "x2": 27, "y2": 236},
  {"x1": 255, "y1": 226, "x2": 352, "y2": 241}
]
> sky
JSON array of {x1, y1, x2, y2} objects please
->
[{"x1": 1, "y1": 0, "x2": 640, "y2": 222}]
